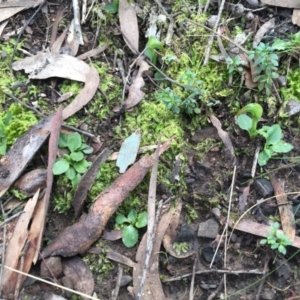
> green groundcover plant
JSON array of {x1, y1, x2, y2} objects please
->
[
  {"x1": 115, "y1": 209, "x2": 148, "y2": 248},
  {"x1": 236, "y1": 103, "x2": 293, "y2": 166},
  {"x1": 260, "y1": 222, "x2": 292, "y2": 255},
  {"x1": 52, "y1": 132, "x2": 93, "y2": 188}
]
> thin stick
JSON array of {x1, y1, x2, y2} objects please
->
[
  {"x1": 14, "y1": 241, "x2": 30, "y2": 300},
  {"x1": 255, "y1": 257, "x2": 270, "y2": 300},
  {"x1": 163, "y1": 268, "x2": 265, "y2": 282},
  {"x1": 203, "y1": 0, "x2": 226, "y2": 65},
  {"x1": 223, "y1": 165, "x2": 237, "y2": 299},
  {"x1": 207, "y1": 277, "x2": 224, "y2": 300},
  {"x1": 72, "y1": 0, "x2": 84, "y2": 46},
  {"x1": 186, "y1": 19, "x2": 248, "y2": 54},
  {"x1": 111, "y1": 265, "x2": 123, "y2": 300},
  {"x1": 0, "y1": 202, "x2": 7, "y2": 283},
  {"x1": 136, "y1": 141, "x2": 161, "y2": 299}
]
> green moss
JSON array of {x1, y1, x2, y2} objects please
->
[
  {"x1": 82, "y1": 240, "x2": 114, "y2": 281},
  {"x1": 0, "y1": 104, "x2": 38, "y2": 152},
  {"x1": 280, "y1": 69, "x2": 300, "y2": 101}
]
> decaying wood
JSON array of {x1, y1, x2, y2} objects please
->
[
  {"x1": 269, "y1": 174, "x2": 295, "y2": 241},
  {"x1": 0, "y1": 114, "x2": 54, "y2": 198},
  {"x1": 42, "y1": 140, "x2": 171, "y2": 258},
  {"x1": 0, "y1": 108, "x2": 62, "y2": 298}
]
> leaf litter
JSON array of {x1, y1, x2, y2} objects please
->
[{"x1": 2, "y1": 0, "x2": 300, "y2": 299}]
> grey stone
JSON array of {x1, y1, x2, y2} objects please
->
[
  {"x1": 198, "y1": 218, "x2": 219, "y2": 239},
  {"x1": 254, "y1": 178, "x2": 274, "y2": 197},
  {"x1": 40, "y1": 256, "x2": 62, "y2": 278},
  {"x1": 261, "y1": 288, "x2": 275, "y2": 299}
]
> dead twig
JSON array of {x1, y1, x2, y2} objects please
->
[
  {"x1": 163, "y1": 268, "x2": 265, "y2": 282},
  {"x1": 207, "y1": 277, "x2": 224, "y2": 300},
  {"x1": 136, "y1": 141, "x2": 161, "y2": 299},
  {"x1": 255, "y1": 256, "x2": 270, "y2": 300},
  {"x1": 111, "y1": 265, "x2": 123, "y2": 300},
  {"x1": 203, "y1": 0, "x2": 226, "y2": 65},
  {"x1": 14, "y1": 241, "x2": 30, "y2": 300}
]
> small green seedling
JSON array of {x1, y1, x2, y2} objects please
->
[
  {"x1": 256, "y1": 124, "x2": 294, "y2": 166},
  {"x1": 236, "y1": 103, "x2": 293, "y2": 166},
  {"x1": 173, "y1": 242, "x2": 191, "y2": 256},
  {"x1": 236, "y1": 103, "x2": 263, "y2": 138},
  {"x1": 158, "y1": 68, "x2": 203, "y2": 115},
  {"x1": 226, "y1": 56, "x2": 243, "y2": 74},
  {"x1": 115, "y1": 209, "x2": 148, "y2": 248},
  {"x1": 248, "y1": 42, "x2": 279, "y2": 96},
  {"x1": 145, "y1": 36, "x2": 164, "y2": 65},
  {"x1": 0, "y1": 112, "x2": 12, "y2": 155},
  {"x1": 52, "y1": 132, "x2": 93, "y2": 188},
  {"x1": 260, "y1": 222, "x2": 292, "y2": 255}
]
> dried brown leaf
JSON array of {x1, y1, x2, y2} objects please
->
[
  {"x1": 229, "y1": 219, "x2": 300, "y2": 248},
  {"x1": 119, "y1": 0, "x2": 139, "y2": 54},
  {"x1": 260, "y1": 0, "x2": 300, "y2": 8},
  {"x1": 210, "y1": 114, "x2": 235, "y2": 164},
  {"x1": 72, "y1": 148, "x2": 112, "y2": 217},
  {"x1": 253, "y1": 18, "x2": 275, "y2": 48},
  {"x1": 270, "y1": 174, "x2": 295, "y2": 241},
  {"x1": 0, "y1": 114, "x2": 54, "y2": 197},
  {"x1": 292, "y1": 9, "x2": 300, "y2": 26},
  {"x1": 62, "y1": 256, "x2": 94, "y2": 297},
  {"x1": 0, "y1": 191, "x2": 39, "y2": 296},
  {"x1": 124, "y1": 58, "x2": 150, "y2": 109},
  {"x1": 163, "y1": 200, "x2": 195, "y2": 258}
]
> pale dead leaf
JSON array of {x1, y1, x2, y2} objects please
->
[
  {"x1": 270, "y1": 175, "x2": 295, "y2": 241},
  {"x1": 76, "y1": 44, "x2": 109, "y2": 60},
  {"x1": 238, "y1": 185, "x2": 250, "y2": 212},
  {"x1": 244, "y1": 66, "x2": 258, "y2": 89},
  {"x1": 62, "y1": 256, "x2": 94, "y2": 297},
  {"x1": 163, "y1": 200, "x2": 195, "y2": 258},
  {"x1": 260, "y1": 0, "x2": 300, "y2": 8},
  {"x1": 0, "y1": 0, "x2": 43, "y2": 23},
  {"x1": 119, "y1": 0, "x2": 139, "y2": 54},
  {"x1": 292, "y1": 9, "x2": 300, "y2": 26},
  {"x1": 229, "y1": 219, "x2": 300, "y2": 248},
  {"x1": 210, "y1": 114, "x2": 235, "y2": 164},
  {"x1": 0, "y1": 20, "x2": 8, "y2": 37},
  {"x1": 12, "y1": 53, "x2": 90, "y2": 82},
  {"x1": 253, "y1": 18, "x2": 275, "y2": 48},
  {"x1": 12, "y1": 54, "x2": 100, "y2": 120},
  {"x1": 0, "y1": 114, "x2": 54, "y2": 197},
  {"x1": 62, "y1": 66, "x2": 99, "y2": 120},
  {"x1": 133, "y1": 205, "x2": 173, "y2": 300},
  {"x1": 124, "y1": 58, "x2": 150, "y2": 109}
]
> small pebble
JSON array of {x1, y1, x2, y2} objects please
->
[
  {"x1": 211, "y1": 207, "x2": 221, "y2": 219},
  {"x1": 207, "y1": 15, "x2": 218, "y2": 28},
  {"x1": 175, "y1": 223, "x2": 196, "y2": 242},
  {"x1": 277, "y1": 75, "x2": 287, "y2": 87},
  {"x1": 246, "y1": 12, "x2": 254, "y2": 20},
  {"x1": 40, "y1": 256, "x2": 62, "y2": 278},
  {"x1": 198, "y1": 218, "x2": 219, "y2": 239},
  {"x1": 261, "y1": 288, "x2": 275, "y2": 300},
  {"x1": 254, "y1": 178, "x2": 274, "y2": 198}
]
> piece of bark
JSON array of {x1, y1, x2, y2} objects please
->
[
  {"x1": 0, "y1": 114, "x2": 54, "y2": 198},
  {"x1": 42, "y1": 140, "x2": 171, "y2": 257},
  {"x1": 72, "y1": 148, "x2": 112, "y2": 217},
  {"x1": 269, "y1": 174, "x2": 295, "y2": 241}
]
